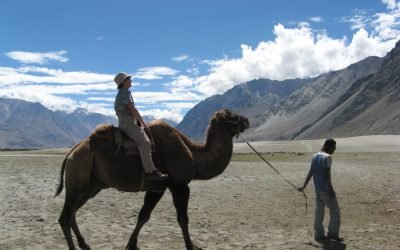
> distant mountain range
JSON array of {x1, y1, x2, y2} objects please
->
[
  {"x1": 177, "y1": 40, "x2": 400, "y2": 141},
  {"x1": 2, "y1": 41, "x2": 400, "y2": 148},
  {"x1": 0, "y1": 98, "x2": 117, "y2": 149},
  {"x1": 0, "y1": 98, "x2": 177, "y2": 149},
  {"x1": 176, "y1": 78, "x2": 310, "y2": 140}
]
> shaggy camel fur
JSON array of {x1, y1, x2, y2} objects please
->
[{"x1": 55, "y1": 109, "x2": 250, "y2": 250}]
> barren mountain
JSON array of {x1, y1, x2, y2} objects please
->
[
  {"x1": 296, "y1": 41, "x2": 400, "y2": 139},
  {"x1": 176, "y1": 78, "x2": 310, "y2": 141},
  {"x1": 245, "y1": 55, "x2": 384, "y2": 140},
  {"x1": 0, "y1": 98, "x2": 117, "y2": 149}
]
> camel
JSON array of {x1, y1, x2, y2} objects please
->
[{"x1": 55, "y1": 109, "x2": 250, "y2": 250}]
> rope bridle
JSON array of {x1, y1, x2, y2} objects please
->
[
  {"x1": 219, "y1": 116, "x2": 243, "y2": 138},
  {"x1": 221, "y1": 116, "x2": 308, "y2": 214},
  {"x1": 238, "y1": 135, "x2": 308, "y2": 214}
]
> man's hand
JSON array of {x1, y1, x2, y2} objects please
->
[{"x1": 297, "y1": 186, "x2": 305, "y2": 192}]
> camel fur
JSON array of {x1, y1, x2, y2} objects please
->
[{"x1": 55, "y1": 109, "x2": 250, "y2": 250}]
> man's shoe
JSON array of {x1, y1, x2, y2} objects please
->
[
  {"x1": 327, "y1": 235, "x2": 344, "y2": 242},
  {"x1": 146, "y1": 171, "x2": 168, "y2": 181}
]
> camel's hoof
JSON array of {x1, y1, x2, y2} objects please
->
[
  {"x1": 126, "y1": 245, "x2": 140, "y2": 250},
  {"x1": 78, "y1": 242, "x2": 91, "y2": 250}
]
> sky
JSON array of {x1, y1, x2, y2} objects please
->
[{"x1": 1, "y1": 0, "x2": 400, "y2": 123}]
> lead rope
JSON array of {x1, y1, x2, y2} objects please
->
[{"x1": 238, "y1": 134, "x2": 308, "y2": 214}]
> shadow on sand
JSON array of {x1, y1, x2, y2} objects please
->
[
  {"x1": 322, "y1": 240, "x2": 346, "y2": 250},
  {"x1": 306, "y1": 240, "x2": 346, "y2": 250}
]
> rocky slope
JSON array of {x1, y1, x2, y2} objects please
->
[{"x1": 0, "y1": 98, "x2": 116, "y2": 148}]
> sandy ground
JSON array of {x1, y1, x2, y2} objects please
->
[{"x1": 0, "y1": 135, "x2": 399, "y2": 249}]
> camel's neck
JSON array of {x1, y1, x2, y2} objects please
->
[{"x1": 192, "y1": 125, "x2": 233, "y2": 180}]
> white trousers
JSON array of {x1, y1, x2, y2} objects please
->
[
  {"x1": 314, "y1": 190, "x2": 341, "y2": 239},
  {"x1": 118, "y1": 114, "x2": 156, "y2": 173}
]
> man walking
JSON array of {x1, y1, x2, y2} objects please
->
[{"x1": 298, "y1": 138, "x2": 343, "y2": 242}]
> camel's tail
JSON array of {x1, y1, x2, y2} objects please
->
[{"x1": 54, "y1": 142, "x2": 82, "y2": 197}]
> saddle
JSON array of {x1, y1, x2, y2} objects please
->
[{"x1": 114, "y1": 128, "x2": 157, "y2": 156}]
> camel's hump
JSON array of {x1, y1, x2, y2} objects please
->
[{"x1": 93, "y1": 124, "x2": 114, "y2": 134}]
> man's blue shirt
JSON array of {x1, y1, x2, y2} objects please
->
[{"x1": 311, "y1": 152, "x2": 332, "y2": 192}]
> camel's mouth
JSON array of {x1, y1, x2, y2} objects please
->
[{"x1": 238, "y1": 116, "x2": 250, "y2": 132}]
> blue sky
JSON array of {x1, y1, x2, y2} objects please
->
[{"x1": 1, "y1": 0, "x2": 400, "y2": 122}]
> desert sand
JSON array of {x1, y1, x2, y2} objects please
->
[{"x1": 0, "y1": 135, "x2": 399, "y2": 249}]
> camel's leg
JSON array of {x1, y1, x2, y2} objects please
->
[
  {"x1": 71, "y1": 183, "x2": 103, "y2": 250},
  {"x1": 59, "y1": 194, "x2": 79, "y2": 250},
  {"x1": 170, "y1": 184, "x2": 201, "y2": 250},
  {"x1": 126, "y1": 190, "x2": 166, "y2": 250},
  {"x1": 59, "y1": 149, "x2": 95, "y2": 250},
  {"x1": 72, "y1": 216, "x2": 90, "y2": 250}
]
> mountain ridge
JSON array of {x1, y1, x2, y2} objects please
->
[{"x1": 0, "y1": 97, "x2": 117, "y2": 149}]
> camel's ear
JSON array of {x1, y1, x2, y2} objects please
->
[{"x1": 213, "y1": 111, "x2": 225, "y2": 121}]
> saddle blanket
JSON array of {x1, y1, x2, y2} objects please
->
[{"x1": 114, "y1": 129, "x2": 156, "y2": 155}]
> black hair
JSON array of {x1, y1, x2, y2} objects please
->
[
  {"x1": 117, "y1": 83, "x2": 124, "y2": 89},
  {"x1": 323, "y1": 138, "x2": 336, "y2": 149}
]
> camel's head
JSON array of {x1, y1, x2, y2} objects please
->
[{"x1": 212, "y1": 109, "x2": 250, "y2": 137}]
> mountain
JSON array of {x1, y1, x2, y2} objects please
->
[
  {"x1": 0, "y1": 98, "x2": 117, "y2": 149},
  {"x1": 176, "y1": 78, "x2": 310, "y2": 141},
  {"x1": 246, "y1": 55, "x2": 384, "y2": 140},
  {"x1": 246, "y1": 39, "x2": 400, "y2": 140},
  {"x1": 143, "y1": 115, "x2": 177, "y2": 127},
  {"x1": 293, "y1": 42, "x2": 400, "y2": 139},
  {"x1": 177, "y1": 40, "x2": 400, "y2": 141}
]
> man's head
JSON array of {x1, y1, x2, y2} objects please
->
[
  {"x1": 114, "y1": 72, "x2": 132, "y2": 89},
  {"x1": 322, "y1": 138, "x2": 336, "y2": 155}
]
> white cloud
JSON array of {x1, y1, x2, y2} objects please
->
[
  {"x1": 340, "y1": 9, "x2": 372, "y2": 30},
  {"x1": 0, "y1": 66, "x2": 114, "y2": 85},
  {"x1": 309, "y1": 16, "x2": 324, "y2": 23},
  {"x1": 141, "y1": 108, "x2": 184, "y2": 123},
  {"x1": 171, "y1": 54, "x2": 190, "y2": 62},
  {"x1": 383, "y1": 0, "x2": 399, "y2": 10},
  {"x1": 191, "y1": 0, "x2": 400, "y2": 97},
  {"x1": 132, "y1": 91, "x2": 203, "y2": 103},
  {"x1": 163, "y1": 102, "x2": 198, "y2": 109},
  {"x1": 135, "y1": 66, "x2": 179, "y2": 80},
  {"x1": 167, "y1": 75, "x2": 197, "y2": 92},
  {"x1": 5, "y1": 50, "x2": 69, "y2": 64},
  {"x1": 372, "y1": 3, "x2": 400, "y2": 39}
]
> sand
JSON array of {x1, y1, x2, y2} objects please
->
[{"x1": 0, "y1": 135, "x2": 399, "y2": 249}]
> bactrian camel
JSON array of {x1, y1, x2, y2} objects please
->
[{"x1": 55, "y1": 109, "x2": 250, "y2": 250}]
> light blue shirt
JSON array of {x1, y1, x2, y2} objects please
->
[
  {"x1": 311, "y1": 152, "x2": 332, "y2": 192},
  {"x1": 114, "y1": 88, "x2": 134, "y2": 116}
]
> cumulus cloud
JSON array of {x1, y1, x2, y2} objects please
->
[
  {"x1": 135, "y1": 66, "x2": 179, "y2": 80},
  {"x1": 188, "y1": 1, "x2": 400, "y2": 96},
  {"x1": 383, "y1": 0, "x2": 399, "y2": 10},
  {"x1": 5, "y1": 50, "x2": 69, "y2": 64}
]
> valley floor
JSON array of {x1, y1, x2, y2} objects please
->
[{"x1": 0, "y1": 136, "x2": 399, "y2": 249}]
